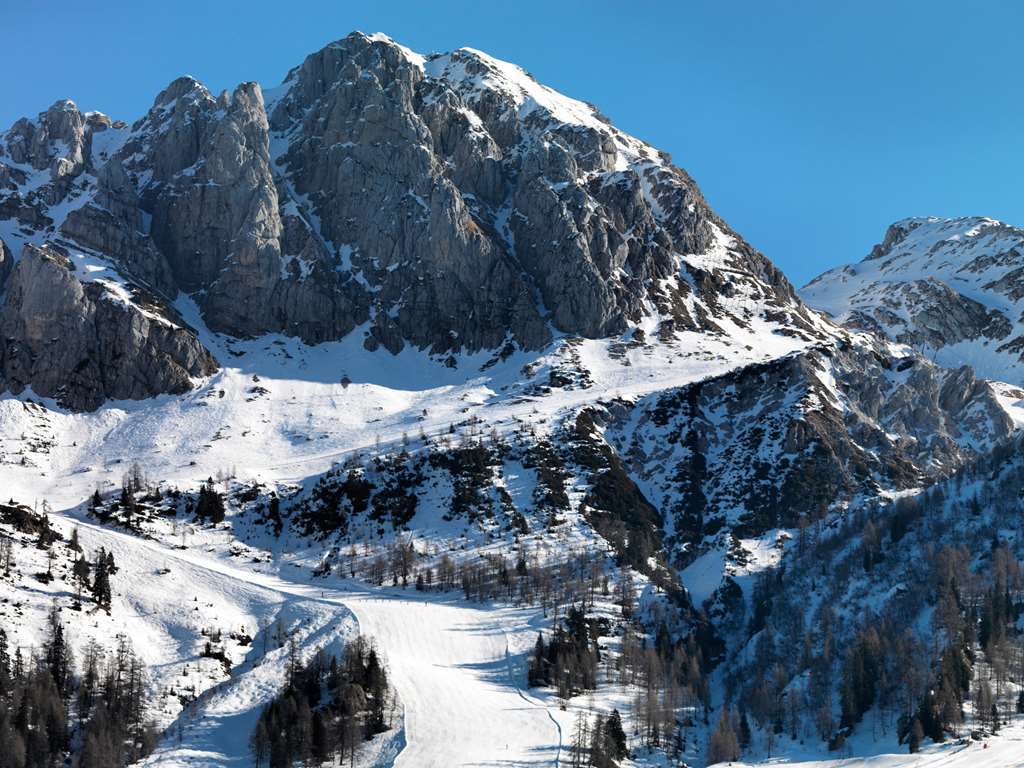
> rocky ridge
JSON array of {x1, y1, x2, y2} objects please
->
[
  {"x1": 0, "y1": 31, "x2": 826, "y2": 408},
  {"x1": 803, "y1": 215, "x2": 1024, "y2": 385},
  {"x1": 0, "y1": 31, "x2": 1020, "y2": 591}
]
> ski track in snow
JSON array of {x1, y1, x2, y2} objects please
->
[
  {"x1": 50, "y1": 511, "x2": 572, "y2": 767},
  {"x1": 348, "y1": 595, "x2": 563, "y2": 767}
]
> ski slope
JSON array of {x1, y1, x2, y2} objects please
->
[
  {"x1": 8, "y1": 498, "x2": 1024, "y2": 768},
  {"x1": 729, "y1": 727, "x2": 1024, "y2": 768},
  {"x1": 347, "y1": 593, "x2": 567, "y2": 767},
  {"x1": 21, "y1": 504, "x2": 576, "y2": 767}
]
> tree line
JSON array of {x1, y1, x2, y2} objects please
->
[
  {"x1": 250, "y1": 635, "x2": 395, "y2": 768},
  {"x1": 0, "y1": 610, "x2": 155, "y2": 768}
]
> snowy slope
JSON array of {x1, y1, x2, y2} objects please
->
[
  {"x1": 803, "y1": 216, "x2": 1024, "y2": 385},
  {"x1": 0, "y1": 285, "x2": 816, "y2": 511},
  {"x1": 5, "y1": 33, "x2": 1024, "y2": 768}
]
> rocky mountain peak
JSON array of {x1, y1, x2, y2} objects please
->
[
  {"x1": 0, "y1": 32, "x2": 847, "y2": 410},
  {"x1": 803, "y1": 215, "x2": 1024, "y2": 385}
]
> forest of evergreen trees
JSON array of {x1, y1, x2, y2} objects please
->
[
  {"x1": 249, "y1": 634, "x2": 394, "y2": 768},
  {"x1": 527, "y1": 607, "x2": 606, "y2": 698},
  {"x1": 0, "y1": 610, "x2": 155, "y2": 768},
  {"x1": 714, "y1": 440, "x2": 1024, "y2": 760}
]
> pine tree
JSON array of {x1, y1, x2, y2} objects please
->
[
  {"x1": 45, "y1": 605, "x2": 72, "y2": 697},
  {"x1": 195, "y1": 480, "x2": 226, "y2": 524},
  {"x1": 0, "y1": 628, "x2": 10, "y2": 699},
  {"x1": 908, "y1": 717, "x2": 923, "y2": 753},
  {"x1": 73, "y1": 555, "x2": 91, "y2": 588},
  {"x1": 605, "y1": 708, "x2": 628, "y2": 760},
  {"x1": 739, "y1": 709, "x2": 752, "y2": 751},
  {"x1": 528, "y1": 632, "x2": 547, "y2": 687},
  {"x1": 91, "y1": 549, "x2": 112, "y2": 610}
]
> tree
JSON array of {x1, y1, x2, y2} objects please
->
[
  {"x1": 908, "y1": 717, "x2": 924, "y2": 753},
  {"x1": 73, "y1": 555, "x2": 91, "y2": 590},
  {"x1": 976, "y1": 679, "x2": 994, "y2": 731},
  {"x1": 249, "y1": 720, "x2": 269, "y2": 768},
  {"x1": 45, "y1": 605, "x2": 73, "y2": 697},
  {"x1": 91, "y1": 548, "x2": 112, "y2": 609},
  {"x1": 861, "y1": 519, "x2": 880, "y2": 571},
  {"x1": 569, "y1": 712, "x2": 589, "y2": 768},
  {"x1": 605, "y1": 708, "x2": 628, "y2": 760},
  {"x1": 195, "y1": 480, "x2": 226, "y2": 524},
  {"x1": 739, "y1": 709, "x2": 752, "y2": 752},
  {"x1": 528, "y1": 632, "x2": 548, "y2": 687},
  {"x1": 708, "y1": 708, "x2": 739, "y2": 764}
]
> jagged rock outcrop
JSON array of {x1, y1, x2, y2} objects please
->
[
  {"x1": 0, "y1": 238, "x2": 11, "y2": 291},
  {"x1": 267, "y1": 34, "x2": 821, "y2": 352},
  {"x1": 604, "y1": 338, "x2": 1014, "y2": 564},
  {"x1": 1, "y1": 31, "x2": 824, "y2": 367},
  {"x1": 803, "y1": 216, "x2": 1024, "y2": 384},
  {"x1": 0, "y1": 243, "x2": 217, "y2": 410}
]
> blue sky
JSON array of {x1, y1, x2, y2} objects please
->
[{"x1": 5, "y1": 1, "x2": 1022, "y2": 285}]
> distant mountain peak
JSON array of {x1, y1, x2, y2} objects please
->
[{"x1": 803, "y1": 215, "x2": 1024, "y2": 384}]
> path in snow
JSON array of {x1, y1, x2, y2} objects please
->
[
  {"x1": 345, "y1": 593, "x2": 562, "y2": 767},
  {"x1": 60, "y1": 513, "x2": 564, "y2": 767}
]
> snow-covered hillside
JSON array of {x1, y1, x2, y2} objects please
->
[
  {"x1": 5, "y1": 30, "x2": 1024, "y2": 768},
  {"x1": 803, "y1": 216, "x2": 1024, "y2": 385}
]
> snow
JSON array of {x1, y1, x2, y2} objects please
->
[
  {"x1": 728, "y1": 727, "x2": 1024, "y2": 768},
  {"x1": 802, "y1": 216, "x2": 1024, "y2": 386},
  {"x1": 346, "y1": 591, "x2": 563, "y2": 766},
  {"x1": 5, "y1": 38, "x2": 1024, "y2": 768},
  {"x1": 0, "y1": 268, "x2": 820, "y2": 512}
]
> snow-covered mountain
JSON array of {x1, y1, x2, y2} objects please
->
[
  {"x1": 0, "y1": 30, "x2": 826, "y2": 411},
  {"x1": 2, "y1": 32, "x2": 1024, "y2": 768},
  {"x1": 803, "y1": 216, "x2": 1024, "y2": 386}
]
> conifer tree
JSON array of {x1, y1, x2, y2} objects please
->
[
  {"x1": 91, "y1": 549, "x2": 112, "y2": 609},
  {"x1": 908, "y1": 718, "x2": 923, "y2": 753},
  {"x1": 708, "y1": 708, "x2": 740, "y2": 765}
]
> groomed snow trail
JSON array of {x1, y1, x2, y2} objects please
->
[
  {"x1": 344, "y1": 593, "x2": 563, "y2": 767},
  {"x1": 56, "y1": 514, "x2": 563, "y2": 767}
]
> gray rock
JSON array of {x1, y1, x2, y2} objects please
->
[
  {"x1": 1, "y1": 32, "x2": 823, "y2": 363},
  {"x1": 803, "y1": 216, "x2": 1024, "y2": 384},
  {"x1": 0, "y1": 238, "x2": 11, "y2": 292},
  {"x1": 613, "y1": 337, "x2": 1013, "y2": 563},
  {"x1": 0, "y1": 243, "x2": 218, "y2": 410}
]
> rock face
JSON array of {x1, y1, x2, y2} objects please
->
[
  {"x1": 266, "y1": 35, "x2": 819, "y2": 353},
  {"x1": 0, "y1": 33, "x2": 1014, "y2": 440},
  {"x1": 0, "y1": 238, "x2": 11, "y2": 291},
  {"x1": 1, "y1": 31, "x2": 822, "y2": 369},
  {"x1": 802, "y1": 216, "x2": 1024, "y2": 384},
  {"x1": 0, "y1": 243, "x2": 217, "y2": 410},
  {"x1": 604, "y1": 337, "x2": 1014, "y2": 565}
]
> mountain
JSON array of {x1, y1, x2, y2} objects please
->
[
  {"x1": 0, "y1": 31, "x2": 823, "y2": 410},
  {"x1": 2, "y1": 32, "x2": 1023, "y2": 768},
  {"x1": 0, "y1": 32, "x2": 1010, "y2": 557},
  {"x1": 803, "y1": 216, "x2": 1024, "y2": 387}
]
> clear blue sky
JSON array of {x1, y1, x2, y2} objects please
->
[{"x1": 5, "y1": 1, "x2": 1022, "y2": 286}]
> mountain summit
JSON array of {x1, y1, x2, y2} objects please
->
[
  {"x1": 0, "y1": 31, "x2": 820, "y2": 409},
  {"x1": 4, "y1": 30, "x2": 1024, "y2": 768},
  {"x1": 803, "y1": 215, "x2": 1024, "y2": 386}
]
